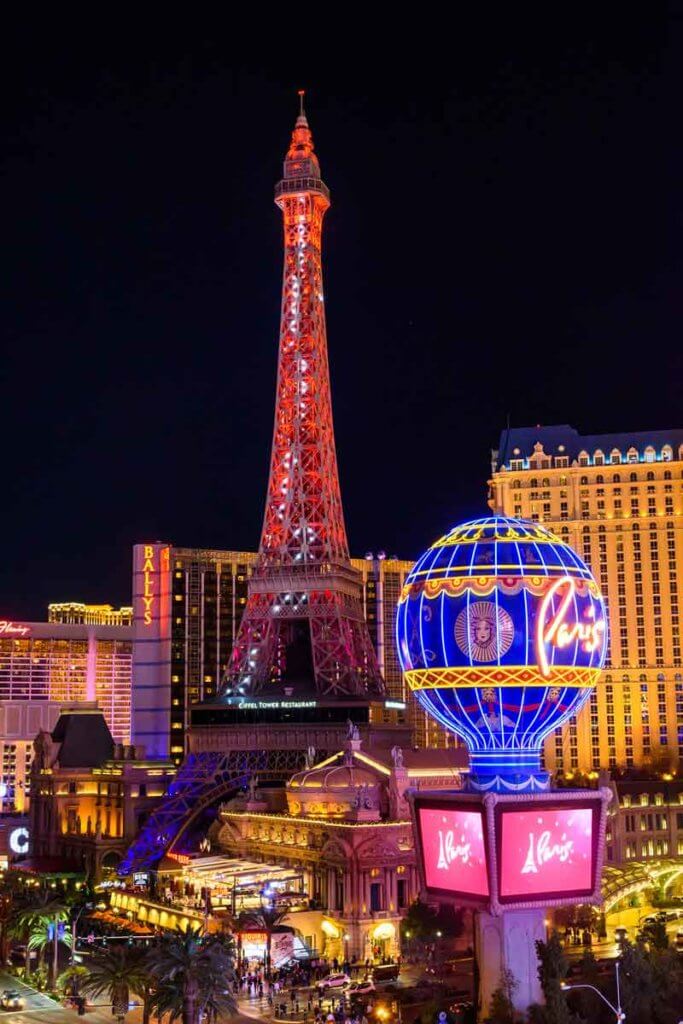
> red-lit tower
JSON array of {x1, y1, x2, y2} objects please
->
[{"x1": 226, "y1": 95, "x2": 384, "y2": 698}]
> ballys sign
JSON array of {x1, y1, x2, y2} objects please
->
[{"x1": 535, "y1": 577, "x2": 605, "y2": 677}]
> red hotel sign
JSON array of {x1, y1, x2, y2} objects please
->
[{"x1": 0, "y1": 621, "x2": 30, "y2": 637}]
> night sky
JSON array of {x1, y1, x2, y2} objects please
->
[{"x1": 2, "y1": 12, "x2": 682, "y2": 619}]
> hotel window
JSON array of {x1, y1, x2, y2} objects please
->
[
  {"x1": 578, "y1": 452, "x2": 589, "y2": 467},
  {"x1": 514, "y1": 505, "x2": 522, "y2": 516},
  {"x1": 512, "y1": 480, "x2": 521, "y2": 489},
  {"x1": 612, "y1": 473, "x2": 621, "y2": 483},
  {"x1": 611, "y1": 450, "x2": 622, "y2": 464},
  {"x1": 627, "y1": 449, "x2": 638, "y2": 463},
  {"x1": 555, "y1": 457, "x2": 569, "y2": 468},
  {"x1": 594, "y1": 451, "x2": 605, "y2": 465},
  {"x1": 662, "y1": 446, "x2": 673, "y2": 461},
  {"x1": 644, "y1": 447, "x2": 656, "y2": 463},
  {"x1": 510, "y1": 460, "x2": 524, "y2": 471}
]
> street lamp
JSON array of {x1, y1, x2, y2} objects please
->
[{"x1": 561, "y1": 959, "x2": 625, "y2": 1022}]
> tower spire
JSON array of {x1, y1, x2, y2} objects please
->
[{"x1": 223, "y1": 100, "x2": 385, "y2": 699}]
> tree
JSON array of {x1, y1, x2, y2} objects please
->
[
  {"x1": 147, "y1": 926, "x2": 236, "y2": 1024},
  {"x1": 9, "y1": 895, "x2": 70, "y2": 988},
  {"x1": 638, "y1": 919, "x2": 669, "y2": 952},
  {"x1": 534, "y1": 933, "x2": 576, "y2": 1024},
  {"x1": 619, "y1": 937, "x2": 683, "y2": 1024},
  {"x1": 81, "y1": 944, "x2": 150, "y2": 1024},
  {"x1": 238, "y1": 905, "x2": 287, "y2": 977},
  {"x1": 487, "y1": 967, "x2": 517, "y2": 1024}
]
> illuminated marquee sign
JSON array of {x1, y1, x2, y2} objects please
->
[
  {"x1": 142, "y1": 545, "x2": 156, "y2": 626},
  {"x1": 414, "y1": 802, "x2": 490, "y2": 903},
  {"x1": 411, "y1": 789, "x2": 610, "y2": 911},
  {"x1": 0, "y1": 621, "x2": 30, "y2": 637},
  {"x1": 9, "y1": 827, "x2": 30, "y2": 855},
  {"x1": 239, "y1": 700, "x2": 317, "y2": 710},
  {"x1": 498, "y1": 805, "x2": 595, "y2": 901}
]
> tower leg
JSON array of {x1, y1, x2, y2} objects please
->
[{"x1": 475, "y1": 908, "x2": 545, "y2": 1017}]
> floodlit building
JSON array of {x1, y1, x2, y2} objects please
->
[
  {"x1": 0, "y1": 620, "x2": 133, "y2": 810},
  {"x1": 29, "y1": 707, "x2": 175, "y2": 881},
  {"x1": 489, "y1": 425, "x2": 683, "y2": 774}
]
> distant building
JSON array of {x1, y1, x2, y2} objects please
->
[
  {"x1": 606, "y1": 776, "x2": 683, "y2": 866},
  {"x1": 489, "y1": 425, "x2": 683, "y2": 774},
  {"x1": 48, "y1": 603, "x2": 133, "y2": 626},
  {"x1": 0, "y1": 619, "x2": 132, "y2": 809},
  {"x1": 29, "y1": 707, "x2": 175, "y2": 881},
  {"x1": 131, "y1": 545, "x2": 428, "y2": 765}
]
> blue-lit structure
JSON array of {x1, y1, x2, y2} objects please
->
[{"x1": 396, "y1": 516, "x2": 607, "y2": 790}]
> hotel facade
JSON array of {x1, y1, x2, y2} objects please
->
[
  {"x1": 489, "y1": 425, "x2": 683, "y2": 775},
  {"x1": 0, "y1": 617, "x2": 133, "y2": 810}
]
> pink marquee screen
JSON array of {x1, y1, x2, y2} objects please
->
[
  {"x1": 419, "y1": 807, "x2": 489, "y2": 897},
  {"x1": 499, "y1": 806, "x2": 594, "y2": 899}
]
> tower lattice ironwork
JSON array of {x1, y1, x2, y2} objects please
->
[{"x1": 225, "y1": 94, "x2": 384, "y2": 698}]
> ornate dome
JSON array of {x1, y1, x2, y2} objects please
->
[
  {"x1": 286, "y1": 750, "x2": 382, "y2": 820},
  {"x1": 289, "y1": 763, "x2": 379, "y2": 791}
]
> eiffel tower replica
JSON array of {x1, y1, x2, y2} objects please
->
[{"x1": 121, "y1": 96, "x2": 410, "y2": 873}]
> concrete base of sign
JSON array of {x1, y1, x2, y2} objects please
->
[{"x1": 475, "y1": 907, "x2": 546, "y2": 1016}]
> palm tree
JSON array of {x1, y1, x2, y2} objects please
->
[
  {"x1": 80, "y1": 945, "x2": 150, "y2": 1024},
  {"x1": 10, "y1": 896, "x2": 70, "y2": 987},
  {"x1": 147, "y1": 926, "x2": 236, "y2": 1024},
  {"x1": 238, "y1": 905, "x2": 288, "y2": 978}
]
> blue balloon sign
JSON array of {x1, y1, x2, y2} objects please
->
[{"x1": 396, "y1": 517, "x2": 608, "y2": 789}]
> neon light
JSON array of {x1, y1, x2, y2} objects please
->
[
  {"x1": 142, "y1": 545, "x2": 155, "y2": 626},
  {"x1": 0, "y1": 621, "x2": 30, "y2": 637},
  {"x1": 536, "y1": 577, "x2": 605, "y2": 677},
  {"x1": 418, "y1": 807, "x2": 489, "y2": 897},
  {"x1": 396, "y1": 515, "x2": 608, "y2": 784},
  {"x1": 499, "y1": 807, "x2": 593, "y2": 896}
]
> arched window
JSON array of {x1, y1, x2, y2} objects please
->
[
  {"x1": 582, "y1": 525, "x2": 590, "y2": 534},
  {"x1": 596, "y1": 474, "x2": 604, "y2": 484},
  {"x1": 644, "y1": 446, "x2": 656, "y2": 463},
  {"x1": 630, "y1": 472, "x2": 637, "y2": 482},
  {"x1": 662, "y1": 445, "x2": 673, "y2": 461},
  {"x1": 647, "y1": 471, "x2": 655, "y2": 481},
  {"x1": 610, "y1": 449, "x2": 622, "y2": 464},
  {"x1": 664, "y1": 470, "x2": 672, "y2": 480},
  {"x1": 627, "y1": 447, "x2": 639, "y2": 463},
  {"x1": 612, "y1": 473, "x2": 621, "y2": 483},
  {"x1": 580, "y1": 475, "x2": 588, "y2": 485},
  {"x1": 559, "y1": 475, "x2": 567, "y2": 485},
  {"x1": 542, "y1": 477, "x2": 550, "y2": 487},
  {"x1": 512, "y1": 480, "x2": 521, "y2": 489},
  {"x1": 594, "y1": 449, "x2": 605, "y2": 465},
  {"x1": 578, "y1": 451, "x2": 590, "y2": 467},
  {"x1": 530, "y1": 477, "x2": 538, "y2": 488}
]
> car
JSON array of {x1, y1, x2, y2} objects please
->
[
  {"x1": 348, "y1": 980, "x2": 376, "y2": 997},
  {"x1": 615, "y1": 927, "x2": 628, "y2": 944},
  {"x1": 373, "y1": 963, "x2": 401, "y2": 983},
  {"x1": 0, "y1": 991, "x2": 25, "y2": 1010},
  {"x1": 316, "y1": 973, "x2": 351, "y2": 993}
]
